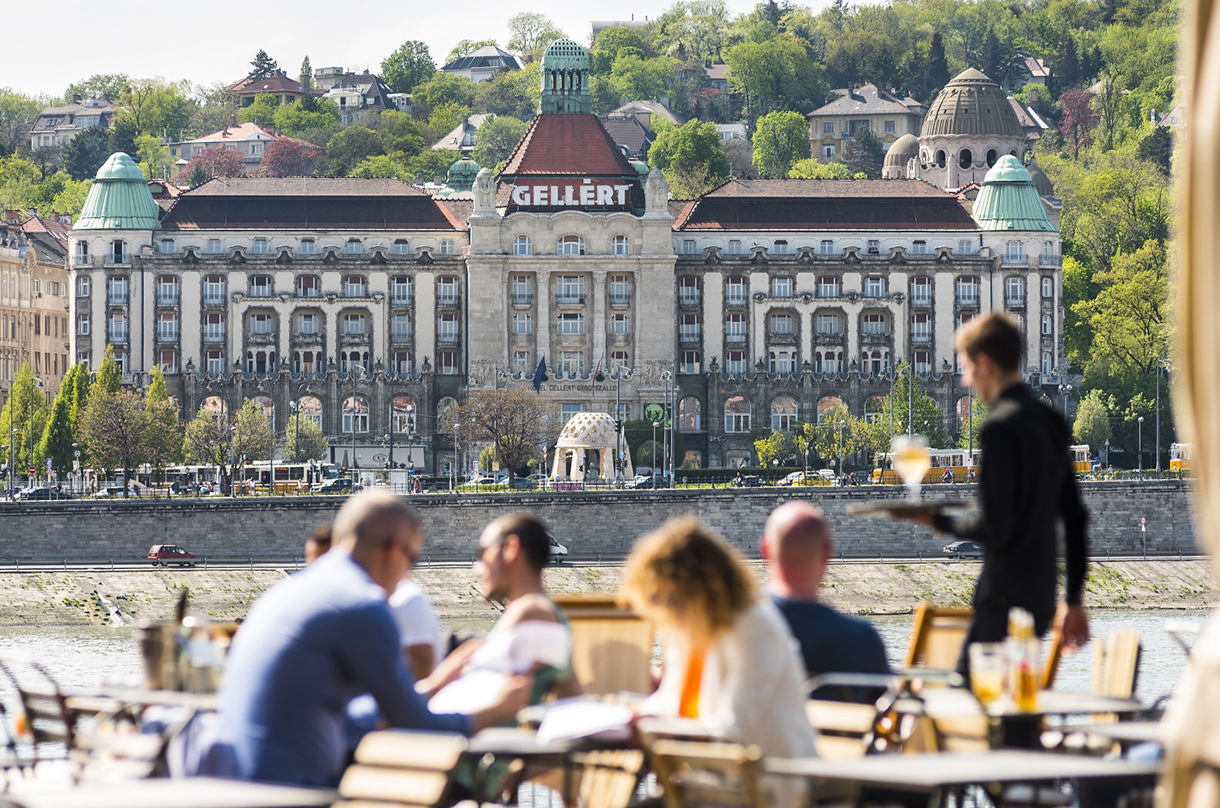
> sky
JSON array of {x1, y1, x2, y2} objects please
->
[{"x1": 2, "y1": 0, "x2": 776, "y2": 100}]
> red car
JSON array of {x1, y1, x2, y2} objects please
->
[{"x1": 147, "y1": 544, "x2": 198, "y2": 567}]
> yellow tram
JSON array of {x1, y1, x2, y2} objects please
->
[
  {"x1": 871, "y1": 449, "x2": 982, "y2": 484},
  {"x1": 1170, "y1": 443, "x2": 1192, "y2": 472}
]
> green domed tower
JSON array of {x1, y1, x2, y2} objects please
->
[
  {"x1": 437, "y1": 156, "x2": 482, "y2": 196},
  {"x1": 540, "y1": 39, "x2": 592, "y2": 114},
  {"x1": 75, "y1": 152, "x2": 161, "y2": 230},
  {"x1": 972, "y1": 155, "x2": 1054, "y2": 231}
]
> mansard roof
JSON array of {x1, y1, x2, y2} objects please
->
[{"x1": 673, "y1": 178, "x2": 977, "y2": 231}]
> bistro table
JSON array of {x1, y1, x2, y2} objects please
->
[
  {"x1": 1079, "y1": 720, "x2": 1167, "y2": 748},
  {"x1": 0, "y1": 778, "x2": 336, "y2": 808},
  {"x1": 766, "y1": 750, "x2": 1159, "y2": 808}
]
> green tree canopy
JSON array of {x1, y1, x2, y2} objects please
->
[
  {"x1": 788, "y1": 158, "x2": 850, "y2": 179},
  {"x1": 381, "y1": 41, "x2": 437, "y2": 94},
  {"x1": 285, "y1": 414, "x2": 328, "y2": 461},
  {"x1": 844, "y1": 126, "x2": 885, "y2": 178},
  {"x1": 755, "y1": 429, "x2": 801, "y2": 467},
  {"x1": 237, "y1": 93, "x2": 280, "y2": 129},
  {"x1": 61, "y1": 125, "x2": 111, "y2": 180},
  {"x1": 78, "y1": 388, "x2": 148, "y2": 493},
  {"x1": 1073, "y1": 389, "x2": 1112, "y2": 449},
  {"x1": 507, "y1": 12, "x2": 567, "y2": 61},
  {"x1": 1, "y1": 362, "x2": 49, "y2": 479},
  {"x1": 92, "y1": 345, "x2": 122, "y2": 396},
  {"x1": 473, "y1": 61, "x2": 541, "y2": 119},
  {"x1": 647, "y1": 119, "x2": 729, "y2": 198},
  {"x1": 248, "y1": 50, "x2": 279, "y2": 81},
  {"x1": 411, "y1": 74, "x2": 478, "y2": 115},
  {"x1": 472, "y1": 116, "x2": 526, "y2": 170},
  {"x1": 273, "y1": 98, "x2": 340, "y2": 137},
  {"x1": 36, "y1": 383, "x2": 74, "y2": 476},
  {"x1": 591, "y1": 27, "x2": 650, "y2": 74},
  {"x1": 144, "y1": 367, "x2": 182, "y2": 472},
  {"x1": 446, "y1": 39, "x2": 499, "y2": 65},
  {"x1": 323, "y1": 126, "x2": 384, "y2": 177},
  {"x1": 118, "y1": 78, "x2": 192, "y2": 138},
  {"x1": 752, "y1": 110, "x2": 810, "y2": 177}
]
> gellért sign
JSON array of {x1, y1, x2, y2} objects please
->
[{"x1": 510, "y1": 183, "x2": 633, "y2": 207}]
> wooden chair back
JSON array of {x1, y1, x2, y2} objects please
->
[
  {"x1": 904, "y1": 601, "x2": 974, "y2": 671},
  {"x1": 0, "y1": 658, "x2": 75, "y2": 761},
  {"x1": 578, "y1": 749, "x2": 646, "y2": 808},
  {"x1": 553, "y1": 595, "x2": 655, "y2": 696},
  {"x1": 650, "y1": 740, "x2": 767, "y2": 808},
  {"x1": 1041, "y1": 628, "x2": 1065, "y2": 690},
  {"x1": 1092, "y1": 629, "x2": 1142, "y2": 699},
  {"x1": 805, "y1": 699, "x2": 878, "y2": 760},
  {"x1": 336, "y1": 730, "x2": 467, "y2": 808}
]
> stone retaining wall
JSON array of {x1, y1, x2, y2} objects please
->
[{"x1": 0, "y1": 481, "x2": 1194, "y2": 562}]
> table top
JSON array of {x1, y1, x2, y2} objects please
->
[
  {"x1": 765, "y1": 751, "x2": 1159, "y2": 791},
  {"x1": 467, "y1": 727, "x2": 576, "y2": 758},
  {"x1": 1080, "y1": 720, "x2": 1166, "y2": 745},
  {"x1": 893, "y1": 688, "x2": 1143, "y2": 719},
  {"x1": 63, "y1": 686, "x2": 221, "y2": 712},
  {"x1": 0, "y1": 778, "x2": 337, "y2": 808}
]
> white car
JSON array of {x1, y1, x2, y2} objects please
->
[
  {"x1": 817, "y1": 468, "x2": 837, "y2": 482},
  {"x1": 547, "y1": 533, "x2": 569, "y2": 562}
]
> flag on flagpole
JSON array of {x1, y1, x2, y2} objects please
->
[
  {"x1": 532, "y1": 358, "x2": 547, "y2": 392},
  {"x1": 593, "y1": 358, "x2": 604, "y2": 382}
]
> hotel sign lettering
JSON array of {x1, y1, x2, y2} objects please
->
[{"x1": 510, "y1": 183, "x2": 633, "y2": 208}]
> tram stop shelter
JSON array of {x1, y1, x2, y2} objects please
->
[{"x1": 551, "y1": 412, "x2": 633, "y2": 482}]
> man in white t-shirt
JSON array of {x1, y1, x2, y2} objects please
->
[{"x1": 388, "y1": 580, "x2": 445, "y2": 681}]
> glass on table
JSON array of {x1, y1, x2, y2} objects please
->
[
  {"x1": 890, "y1": 435, "x2": 931, "y2": 501},
  {"x1": 969, "y1": 642, "x2": 1006, "y2": 707}
]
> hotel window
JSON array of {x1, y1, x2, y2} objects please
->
[
  {"x1": 107, "y1": 239, "x2": 128, "y2": 264},
  {"x1": 772, "y1": 239, "x2": 789, "y2": 255},
  {"x1": 204, "y1": 313, "x2": 224, "y2": 343},
  {"x1": 343, "y1": 275, "x2": 367, "y2": 297},
  {"x1": 611, "y1": 313, "x2": 629, "y2": 335},
  {"x1": 437, "y1": 313, "x2": 459, "y2": 342},
  {"x1": 391, "y1": 239, "x2": 410, "y2": 255},
  {"x1": 1042, "y1": 314, "x2": 1053, "y2": 335},
  {"x1": 677, "y1": 276, "x2": 699, "y2": 306},
  {"x1": 205, "y1": 238, "x2": 223, "y2": 255},
  {"x1": 682, "y1": 239, "x2": 697, "y2": 254},
  {"x1": 911, "y1": 313, "x2": 931, "y2": 343},
  {"x1": 513, "y1": 236, "x2": 532, "y2": 256},
  {"x1": 295, "y1": 312, "x2": 319, "y2": 335},
  {"x1": 76, "y1": 313, "x2": 90, "y2": 336},
  {"x1": 769, "y1": 312, "x2": 794, "y2": 336},
  {"x1": 817, "y1": 276, "x2": 839, "y2": 298},
  {"x1": 956, "y1": 276, "x2": 979, "y2": 306},
  {"x1": 557, "y1": 312, "x2": 585, "y2": 335},
  {"x1": 203, "y1": 276, "x2": 225, "y2": 305},
  {"x1": 157, "y1": 276, "x2": 179, "y2": 305},
  {"x1": 823, "y1": 145, "x2": 835, "y2": 158},
  {"x1": 342, "y1": 313, "x2": 367, "y2": 335},
  {"x1": 107, "y1": 276, "x2": 127, "y2": 305},
  {"x1": 558, "y1": 236, "x2": 585, "y2": 256},
  {"x1": 771, "y1": 394, "x2": 798, "y2": 429},
  {"x1": 344, "y1": 238, "x2": 364, "y2": 255},
  {"x1": 440, "y1": 240, "x2": 455, "y2": 255},
  {"x1": 819, "y1": 239, "x2": 835, "y2": 255},
  {"x1": 911, "y1": 240, "x2": 927, "y2": 255},
  {"x1": 816, "y1": 313, "x2": 841, "y2": 336},
  {"x1": 724, "y1": 395, "x2": 751, "y2": 433},
  {"x1": 159, "y1": 350, "x2": 178, "y2": 373},
  {"x1": 559, "y1": 352, "x2": 585, "y2": 376},
  {"x1": 393, "y1": 351, "x2": 413, "y2": 376},
  {"x1": 156, "y1": 238, "x2": 176, "y2": 254},
  {"x1": 818, "y1": 351, "x2": 842, "y2": 374},
  {"x1": 681, "y1": 350, "x2": 701, "y2": 374},
  {"x1": 296, "y1": 274, "x2": 320, "y2": 297},
  {"x1": 248, "y1": 312, "x2": 274, "y2": 335},
  {"x1": 867, "y1": 239, "x2": 880, "y2": 254},
  {"x1": 864, "y1": 276, "x2": 886, "y2": 297},
  {"x1": 679, "y1": 313, "x2": 700, "y2": 342},
  {"x1": 76, "y1": 276, "x2": 90, "y2": 297},
  {"x1": 390, "y1": 276, "x2": 413, "y2": 305},
  {"x1": 1005, "y1": 276, "x2": 1024, "y2": 306},
  {"x1": 561, "y1": 403, "x2": 583, "y2": 423},
  {"x1": 108, "y1": 312, "x2": 127, "y2": 342},
  {"x1": 911, "y1": 276, "x2": 932, "y2": 305},
  {"x1": 1005, "y1": 241, "x2": 1024, "y2": 264},
  {"x1": 298, "y1": 238, "x2": 316, "y2": 255},
  {"x1": 725, "y1": 277, "x2": 747, "y2": 306},
  {"x1": 511, "y1": 275, "x2": 533, "y2": 305},
  {"x1": 205, "y1": 350, "x2": 225, "y2": 376},
  {"x1": 958, "y1": 239, "x2": 975, "y2": 256},
  {"x1": 512, "y1": 313, "x2": 532, "y2": 334},
  {"x1": 725, "y1": 313, "x2": 747, "y2": 343},
  {"x1": 343, "y1": 396, "x2": 369, "y2": 433},
  {"x1": 556, "y1": 276, "x2": 585, "y2": 305},
  {"x1": 248, "y1": 274, "x2": 273, "y2": 297},
  {"x1": 609, "y1": 274, "x2": 630, "y2": 305},
  {"x1": 438, "y1": 277, "x2": 460, "y2": 306},
  {"x1": 158, "y1": 312, "x2": 178, "y2": 342},
  {"x1": 913, "y1": 350, "x2": 930, "y2": 374},
  {"x1": 771, "y1": 276, "x2": 793, "y2": 298},
  {"x1": 611, "y1": 350, "x2": 629, "y2": 370},
  {"x1": 884, "y1": 120, "x2": 896, "y2": 133},
  {"x1": 769, "y1": 351, "x2": 796, "y2": 375},
  {"x1": 391, "y1": 314, "x2": 412, "y2": 341},
  {"x1": 1042, "y1": 352, "x2": 1054, "y2": 375},
  {"x1": 74, "y1": 241, "x2": 89, "y2": 265},
  {"x1": 611, "y1": 235, "x2": 630, "y2": 256},
  {"x1": 725, "y1": 350, "x2": 746, "y2": 374},
  {"x1": 250, "y1": 238, "x2": 269, "y2": 255},
  {"x1": 1042, "y1": 277, "x2": 1054, "y2": 298},
  {"x1": 822, "y1": 121, "x2": 835, "y2": 134},
  {"x1": 727, "y1": 240, "x2": 742, "y2": 255},
  {"x1": 512, "y1": 351, "x2": 531, "y2": 375},
  {"x1": 861, "y1": 312, "x2": 887, "y2": 335}
]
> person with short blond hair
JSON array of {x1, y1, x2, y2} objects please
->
[{"x1": 621, "y1": 517, "x2": 815, "y2": 808}]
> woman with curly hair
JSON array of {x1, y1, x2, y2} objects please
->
[{"x1": 621, "y1": 517, "x2": 815, "y2": 808}]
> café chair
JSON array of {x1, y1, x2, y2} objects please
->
[
  {"x1": 552, "y1": 595, "x2": 655, "y2": 696},
  {"x1": 650, "y1": 739, "x2": 767, "y2": 808},
  {"x1": 904, "y1": 602, "x2": 974, "y2": 673},
  {"x1": 576, "y1": 749, "x2": 646, "y2": 808},
  {"x1": 0, "y1": 658, "x2": 75, "y2": 773},
  {"x1": 335, "y1": 730, "x2": 468, "y2": 808}
]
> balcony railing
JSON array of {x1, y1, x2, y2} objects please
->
[
  {"x1": 956, "y1": 294, "x2": 980, "y2": 307},
  {"x1": 610, "y1": 293, "x2": 632, "y2": 306},
  {"x1": 391, "y1": 328, "x2": 414, "y2": 343},
  {"x1": 511, "y1": 293, "x2": 533, "y2": 306},
  {"x1": 105, "y1": 253, "x2": 129, "y2": 266},
  {"x1": 203, "y1": 292, "x2": 225, "y2": 306},
  {"x1": 1040, "y1": 255, "x2": 1062, "y2": 267},
  {"x1": 297, "y1": 287, "x2": 322, "y2": 298},
  {"x1": 725, "y1": 332, "x2": 747, "y2": 344},
  {"x1": 107, "y1": 293, "x2": 127, "y2": 305},
  {"x1": 248, "y1": 287, "x2": 273, "y2": 298},
  {"x1": 555, "y1": 294, "x2": 585, "y2": 306},
  {"x1": 911, "y1": 330, "x2": 933, "y2": 344},
  {"x1": 203, "y1": 330, "x2": 225, "y2": 344},
  {"x1": 343, "y1": 286, "x2": 367, "y2": 298},
  {"x1": 107, "y1": 328, "x2": 128, "y2": 343},
  {"x1": 677, "y1": 291, "x2": 699, "y2": 307},
  {"x1": 817, "y1": 287, "x2": 840, "y2": 299},
  {"x1": 391, "y1": 293, "x2": 414, "y2": 306},
  {"x1": 156, "y1": 292, "x2": 178, "y2": 306},
  {"x1": 157, "y1": 327, "x2": 178, "y2": 343},
  {"x1": 437, "y1": 293, "x2": 460, "y2": 307},
  {"x1": 910, "y1": 292, "x2": 933, "y2": 307},
  {"x1": 679, "y1": 326, "x2": 702, "y2": 343},
  {"x1": 437, "y1": 330, "x2": 459, "y2": 344},
  {"x1": 1005, "y1": 296, "x2": 1025, "y2": 308}
]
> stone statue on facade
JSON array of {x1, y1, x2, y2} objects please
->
[
  {"x1": 473, "y1": 168, "x2": 497, "y2": 216},
  {"x1": 644, "y1": 169, "x2": 670, "y2": 218}
]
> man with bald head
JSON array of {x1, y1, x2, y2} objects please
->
[
  {"x1": 220, "y1": 491, "x2": 530, "y2": 786},
  {"x1": 762, "y1": 501, "x2": 890, "y2": 682}
]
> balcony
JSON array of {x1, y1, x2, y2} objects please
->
[
  {"x1": 72, "y1": 256, "x2": 91, "y2": 268},
  {"x1": 860, "y1": 331, "x2": 891, "y2": 345},
  {"x1": 1005, "y1": 296, "x2": 1025, "y2": 309},
  {"x1": 769, "y1": 329, "x2": 796, "y2": 344},
  {"x1": 437, "y1": 293, "x2": 460, "y2": 307},
  {"x1": 910, "y1": 330, "x2": 933, "y2": 345},
  {"x1": 511, "y1": 293, "x2": 533, "y2": 306},
  {"x1": 246, "y1": 331, "x2": 276, "y2": 345},
  {"x1": 156, "y1": 293, "x2": 179, "y2": 306},
  {"x1": 816, "y1": 287, "x2": 841, "y2": 299},
  {"x1": 610, "y1": 293, "x2": 632, "y2": 307},
  {"x1": 107, "y1": 328, "x2": 128, "y2": 343},
  {"x1": 203, "y1": 330, "x2": 225, "y2": 344},
  {"x1": 296, "y1": 287, "x2": 322, "y2": 299},
  {"x1": 956, "y1": 294, "x2": 980, "y2": 308},
  {"x1": 910, "y1": 292, "x2": 933, "y2": 308},
  {"x1": 555, "y1": 294, "x2": 585, "y2": 306},
  {"x1": 247, "y1": 288, "x2": 273, "y2": 298},
  {"x1": 202, "y1": 292, "x2": 225, "y2": 307},
  {"x1": 436, "y1": 330, "x2": 460, "y2": 344},
  {"x1": 390, "y1": 294, "x2": 414, "y2": 307},
  {"x1": 107, "y1": 294, "x2": 127, "y2": 306},
  {"x1": 156, "y1": 327, "x2": 179, "y2": 343},
  {"x1": 343, "y1": 286, "x2": 368, "y2": 299},
  {"x1": 1040, "y1": 254, "x2": 1062, "y2": 267},
  {"x1": 679, "y1": 326, "x2": 702, "y2": 344},
  {"x1": 677, "y1": 291, "x2": 700, "y2": 307},
  {"x1": 104, "y1": 254, "x2": 129, "y2": 267},
  {"x1": 725, "y1": 291, "x2": 748, "y2": 307},
  {"x1": 390, "y1": 328, "x2": 414, "y2": 344},
  {"x1": 292, "y1": 331, "x2": 322, "y2": 344},
  {"x1": 1002, "y1": 252, "x2": 1026, "y2": 267}
]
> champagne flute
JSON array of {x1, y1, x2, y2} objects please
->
[{"x1": 891, "y1": 435, "x2": 931, "y2": 502}]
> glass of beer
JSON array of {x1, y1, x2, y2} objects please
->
[
  {"x1": 891, "y1": 435, "x2": 932, "y2": 501},
  {"x1": 969, "y1": 643, "x2": 1005, "y2": 707}
]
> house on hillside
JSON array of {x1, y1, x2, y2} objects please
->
[
  {"x1": 29, "y1": 97, "x2": 118, "y2": 153},
  {"x1": 600, "y1": 113, "x2": 653, "y2": 160},
  {"x1": 609, "y1": 100, "x2": 684, "y2": 133},
  {"x1": 441, "y1": 46, "x2": 523, "y2": 83},
  {"x1": 319, "y1": 71, "x2": 397, "y2": 124},
  {"x1": 806, "y1": 84, "x2": 923, "y2": 163},
  {"x1": 431, "y1": 114, "x2": 494, "y2": 153},
  {"x1": 167, "y1": 122, "x2": 279, "y2": 177},
  {"x1": 1000, "y1": 54, "x2": 1052, "y2": 93},
  {"x1": 229, "y1": 72, "x2": 316, "y2": 107}
]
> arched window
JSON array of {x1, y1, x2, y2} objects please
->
[
  {"x1": 817, "y1": 395, "x2": 843, "y2": 424},
  {"x1": 679, "y1": 396, "x2": 701, "y2": 432},
  {"x1": 724, "y1": 396, "x2": 751, "y2": 433},
  {"x1": 558, "y1": 235, "x2": 585, "y2": 256},
  {"x1": 958, "y1": 149, "x2": 973, "y2": 169},
  {"x1": 956, "y1": 395, "x2": 972, "y2": 429},
  {"x1": 986, "y1": 149, "x2": 998, "y2": 167},
  {"x1": 251, "y1": 395, "x2": 275, "y2": 429},
  {"x1": 202, "y1": 395, "x2": 227, "y2": 422},
  {"x1": 936, "y1": 149, "x2": 946, "y2": 168},
  {"x1": 297, "y1": 395, "x2": 323, "y2": 427},
  {"x1": 1042, "y1": 314, "x2": 1053, "y2": 335},
  {"x1": 771, "y1": 395, "x2": 798, "y2": 431},
  {"x1": 343, "y1": 395, "x2": 369, "y2": 433},
  {"x1": 611, "y1": 235, "x2": 630, "y2": 256},
  {"x1": 392, "y1": 395, "x2": 417, "y2": 434}
]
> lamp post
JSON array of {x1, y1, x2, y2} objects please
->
[
  {"x1": 1137, "y1": 416, "x2": 1144, "y2": 475},
  {"x1": 1155, "y1": 357, "x2": 1169, "y2": 472},
  {"x1": 1058, "y1": 380, "x2": 1073, "y2": 418},
  {"x1": 651, "y1": 421, "x2": 660, "y2": 488},
  {"x1": 288, "y1": 400, "x2": 300, "y2": 463},
  {"x1": 661, "y1": 369, "x2": 673, "y2": 487},
  {"x1": 7, "y1": 426, "x2": 15, "y2": 497},
  {"x1": 28, "y1": 374, "x2": 42, "y2": 488}
]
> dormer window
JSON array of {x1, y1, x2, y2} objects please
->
[
  {"x1": 391, "y1": 239, "x2": 411, "y2": 255},
  {"x1": 250, "y1": 238, "x2": 269, "y2": 255},
  {"x1": 297, "y1": 238, "x2": 316, "y2": 255},
  {"x1": 344, "y1": 238, "x2": 364, "y2": 255}
]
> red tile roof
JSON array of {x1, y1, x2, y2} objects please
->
[{"x1": 499, "y1": 114, "x2": 641, "y2": 178}]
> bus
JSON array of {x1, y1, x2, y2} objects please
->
[
  {"x1": 1171, "y1": 443, "x2": 1192, "y2": 472},
  {"x1": 239, "y1": 461, "x2": 339, "y2": 493},
  {"x1": 871, "y1": 449, "x2": 982, "y2": 484}
]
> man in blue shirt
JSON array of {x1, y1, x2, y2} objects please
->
[
  {"x1": 219, "y1": 490, "x2": 530, "y2": 786},
  {"x1": 762, "y1": 502, "x2": 891, "y2": 690}
]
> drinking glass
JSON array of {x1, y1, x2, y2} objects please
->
[
  {"x1": 890, "y1": 435, "x2": 931, "y2": 501},
  {"x1": 968, "y1": 642, "x2": 1005, "y2": 707}
]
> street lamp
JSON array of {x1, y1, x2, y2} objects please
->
[
  {"x1": 1137, "y1": 416, "x2": 1145, "y2": 475},
  {"x1": 1058, "y1": 381, "x2": 1073, "y2": 418},
  {"x1": 651, "y1": 421, "x2": 660, "y2": 488}
]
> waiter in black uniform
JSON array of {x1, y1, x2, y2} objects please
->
[{"x1": 903, "y1": 313, "x2": 1090, "y2": 673}]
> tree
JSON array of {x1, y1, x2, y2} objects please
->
[
  {"x1": 844, "y1": 126, "x2": 885, "y2": 178},
  {"x1": 323, "y1": 126, "x2": 384, "y2": 177},
  {"x1": 144, "y1": 367, "x2": 182, "y2": 477},
  {"x1": 451, "y1": 389, "x2": 559, "y2": 482},
  {"x1": 473, "y1": 61, "x2": 541, "y2": 119},
  {"x1": 607, "y1": 54, "x2": 684, "y2": 105},
  {"x1": 1074, "y1": 390, "x2": 1112, "y2": 449},
  {"x1": 117, "y1": 79, "x2": 192, "y2": 138},
  {"x1": 1073, "y1": 239, "x2": 1168, "y2": 377},
  {"x1": 135, "y1": 133, "x2": 172, "y2": 180},
  {"x1": 237, "y1": 93, "x2": 280, "y2": 129},
  {"x1": 272, "y1": 98, "x2": 340, "y2": 137},
  {"x1": 0, "y1": 90, "x2": 41, "y2": 157},
  {"x1": 110, "y1": 117, "x2": 139, "y2": 159},
  {"x1": 179, "y1": 146, "x2": 245, "y2": 179},
  {"x1": 427, "y1": 103, "x2": 472, "y2": 140},
  {"x1": 188, "y1": 163, "x2": 207, "y2": 187},
  {"x1": 799, "y1": 403, "x2": 867, "y2": 470},
  {"x1": 350, "y1": 154, "x2": 409, "y2": 178},
  {"x1": 725, "y1": 36, "x2": 825, "y2": 127},
  {"x1": 507, "y1": 12, "x2": 567, "y2": 61},
  {"x1": 183, "y1": 399, "x2": 272, "y2": 495},
  {"x1": 259, "y1": 138, "x2": 323, "y2": 177},
  {"x1": 647, "y1": 119, "x2": 730, "y2": 197},
  {"x1": 381, "y1": 41, "x2": 437, "y2": 94},
  {"x1": 410, "y1": 74, "x2": 478, "y2": 115},
  {"x1": 858, "y1": 361, "x2": 950, "y2": 452},
  {"x1": 446, "y1": 39, "x2": 499, "y2": 65},
  {"x1": 955, "y1": 396, "x2": 990, "y2": 451},
  {"x1": 1058, "y1": 35, "x2": 1081, "y2": 88},
  {"x1": 755, "y1": 429, "x2": 801, "y2": 467},
  {"x1": 752, "y1": 110, "x2": 810, "y2": 177},
  {"x1": 93, "y1": 345, "x2": 122, "y2": 396},
  {"x1": 285, "y1": 414, "x2": 327, "y2": 461},
  {"x1": 248, "y1": 50, "x2": 280, "y2": 81},
  {"x1": 64, "y1": 74, "x2": 129, "y2": 103},
  {"x1": 61, "y1": 125, "x2": 111, "y2": 180},
  {"x1": 66, "y1": 363, "x2": 90, "y2": 436},
  {"x1": 36, "y1": 383, "x2": 74, "y2": 477},
  {"x1": 982, "y1": 27, "x2": 1005, "y2": 80},
  {"x1": 926, "y1": 32, "x2": 950, "y2": 95},
  {"x1": 472, "y1": 116, "x2": 526, "y2": 170},
  {"x1": 1136, "y1": 126, "x2": 1172, "y2": 175},
  {"x1": 1057, "y1": 89, "x2": 1097, "y2": 158},
  {"x1": 591, "y1": 27, "x2": 650, "y2": 74},
  {"x1": 0, "y1": 362, "x2": 49, "y2": 480},
  {"x1": 788, "y1": 158, "x2": 850, "y2": 179},
  {"x1": 300, "y1": 56, "x2": 313, "y2": 90},
  {"x1": 79, "y1": 388, "x2": 148, "y2": 496}
]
